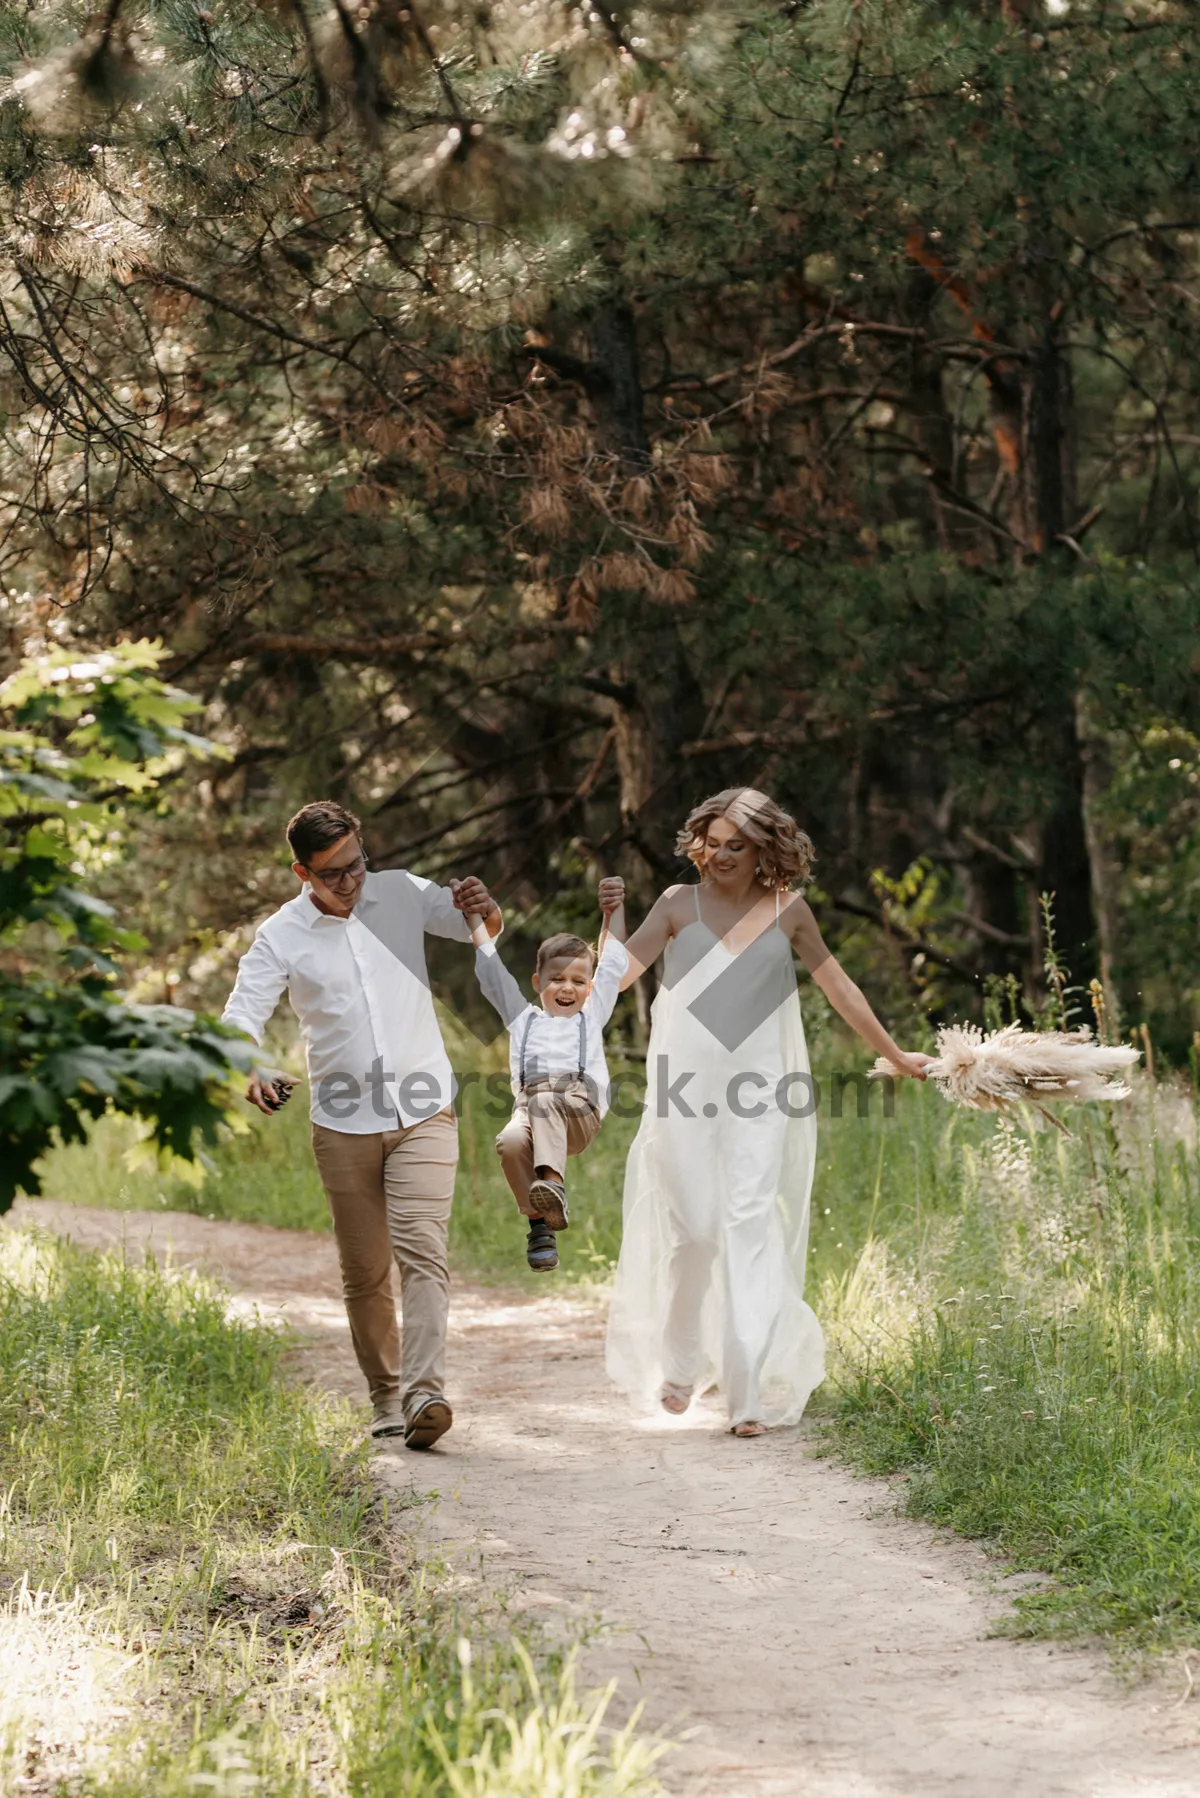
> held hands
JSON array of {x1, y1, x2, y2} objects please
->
[
  {"x1": 450, "y1": 875, "x2": 502, "y2": 938},
  {"x1": 598, "y1": 875, "x2": 625, "y2": 917},
  {"x1": 450, "y1": 875, "x2": 493, "y2": 916}
]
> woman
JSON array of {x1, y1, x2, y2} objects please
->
[{"x1": 606, "y1": 788, "x2": 929, "y2": 1437}]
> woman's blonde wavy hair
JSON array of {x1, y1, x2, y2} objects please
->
[{"x1": 675, "y1": 787, "x2": 816, "y2": 890}]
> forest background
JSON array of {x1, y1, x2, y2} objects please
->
[
  {"x1": 6, "y1": 11, "x2": 1200, "y2": 1782},
  {"x1": 3, "y1": 0, "x2": 1200, "y2": 1139}
]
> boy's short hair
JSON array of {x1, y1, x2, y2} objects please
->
[
  {"x1": 536, "y1": 932, "x2": 594, "y2": 977},
  {"x1": 287, "y1": 800, "x2": 362, "y2": 865}
]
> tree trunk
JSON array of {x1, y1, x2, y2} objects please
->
[
  {"x1": 588, "y1": 298, "x2": 651, "y2": 467},
  {"x1": 1075, "y1": 688, "x2": 1124, "y2": 1032},
  {"x1": 586, "y1": 298, "x2": 704, "y2": 889},
  {"x1": 611, "y1": 689, "x2": 656, "y2": 831},
  {"x1": 1028, "y1": 304, "x2": 1074, "y2": 554},
  {"x1": 903, "y1": 270, "x2": 991, "y2": 559},
  {"x1": 1038, "y1": 708, "x2": 1097, "y2": 993}
]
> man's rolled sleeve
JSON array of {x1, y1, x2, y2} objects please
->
[
  {"x1": 221, "y1": 929, "x2": 288, "y2": 1046},
  {"x1": 412, "y1": 872, "x2": 474, "y2": 942}
]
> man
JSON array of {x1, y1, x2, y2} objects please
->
[{"x1": 221, "y1": 799, "x2": 501, "y2": 1449}]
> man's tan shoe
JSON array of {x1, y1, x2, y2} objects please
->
[
  {"x1": 404, "y1": 1397, "x2": 453, "y2": 1451},
  {"x1": 370, "y1": 1395, "x2": 408, "y2": 1439}
]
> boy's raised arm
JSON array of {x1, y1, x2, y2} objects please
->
[
  {"x1": 597, "y1": 875, "x2": 626, "y2": 944},
  {"x1": 587, "y1": 877, "x2": 630, "y2": 1026},
  {"x1": 449, "y1": 874, "x2": 503, "y2": 940},
  {"x1": 471, "y1": 926, "x2": 531, "y2": 1030}
]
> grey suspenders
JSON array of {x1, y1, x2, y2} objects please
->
[{"x1": 518, "y1": 1010, "x2": 586, "y2": 1090}]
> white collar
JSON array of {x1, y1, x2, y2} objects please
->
[
  {"x1": 296, "y1": 869, "x2": 386, "y2": 925},
  {"x1": 300, "y1": 886, "x2": 353, "y2": 926}
]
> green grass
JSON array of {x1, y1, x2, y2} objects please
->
[
  {"x1": 813, "y1": 1076, "x2": 1200, "y2": 1652},
  {"x1": 33, "y1": 1049, "x2": 642, "y2": 1285},
  {"x1": 0, "y1": 1228, "x2": 664, "y2": 1794},
  {"x1": 37, "y1": 1087, "x2": 334, "y2": 1233},
  {"x1": 33, "y1": 1034, "x2": 1200, "y2": 1656}
]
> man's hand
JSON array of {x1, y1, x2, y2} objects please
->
[
  {"x1": 247, "y1": 1069, "x2": 294, "y2": 1115},
  {"x1": 451, "y1": 875, "x2": 502, "y2": 938},
  {"x1": 451, "y1": 874, "x2": 494, "y2": 915},
  {"x1": 598, "y1": 875, "x2": 626, "y2": 916}
]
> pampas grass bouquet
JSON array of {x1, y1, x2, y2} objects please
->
[{"x1": 872, "y1": 1023, "x2": 1140, "y2": 1126}]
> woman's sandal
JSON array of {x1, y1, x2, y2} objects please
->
[
  {"x1": 731, "y1": 1420, "x2": 766, "y2": 1438},
  {"x1": 660, "y1": 1382, "x2": 693, "y2": 1416}
]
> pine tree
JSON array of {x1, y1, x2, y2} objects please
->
[{"x1": 2, "y1": 0, "x2": 1199, "y2": 1048}]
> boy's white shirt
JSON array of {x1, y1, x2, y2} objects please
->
[{"x1": 474, "y1": 935, "x2": 630, "y2": 1117}]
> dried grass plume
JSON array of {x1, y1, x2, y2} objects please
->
[{"x1": 872, "y1": 1023, "x2": 1140, "y2": 1119}]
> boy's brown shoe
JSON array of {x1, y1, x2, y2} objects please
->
[
  {"x1": 528, "y1": 1178, "x2": 569, "y2": 1231},
  {"x1": 526, "y1": 1219, "x2": 558, "y2": 1271}
]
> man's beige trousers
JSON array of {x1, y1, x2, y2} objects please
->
[
  {"x1": 495, "y1": 1077, "x2": 600, "y2": 1216},
  {"x1": 311, "y1": 1109, "x2": 457, "y2": 1418}
]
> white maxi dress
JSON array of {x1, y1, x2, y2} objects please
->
[{"x1": 606, "y1": 886, "x2": 824, "y2": 1427}]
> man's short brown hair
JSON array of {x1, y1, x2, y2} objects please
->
[
  {"x1": 287, "y1": 800, "x2": 362, "y2": 865},
  {"x1": 535, "y1": 932, "x2": 594, "y2": 977}
]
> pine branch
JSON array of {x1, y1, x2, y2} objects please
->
[
  {"x1": 129, "y1": 272, "x2": 415, "y2": 415},
  {"x1": 696, "y1": 321, "x2": 924, "y2": 392},
  {"x1": 830, "y1": 896, "x2": 978, "y2": 980},
  {"x1": 518, "y1": 343, "x2": 610, "y2": 394},
  {"x1": 402, "y1": 0, "x2": 471, "y2": 129},
  {"x1": 375, "y1": 788, "x2": 580, "y2": 863},
  {"x1": 238, "y1": 631, "x2": 438, "y2": 661}
]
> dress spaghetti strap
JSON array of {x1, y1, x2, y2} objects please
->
[{"x1": 694, "y1": 884, "x2": 703, "y2": 923}]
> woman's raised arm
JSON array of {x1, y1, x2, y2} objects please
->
[
  {"x1": 784, "y1": 896, "x2": 930, "y2": 1079},
  {"x1": 618, "y1": 885, "x2": 684, "y2": 990}
]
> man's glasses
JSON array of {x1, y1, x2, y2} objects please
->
[{"x1": 304, "y1": 851, "x2": 369, "y2": 890}]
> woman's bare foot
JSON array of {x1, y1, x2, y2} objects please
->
[
  {"x1": 731, "y1": 1420, "x2": 766, "y2": 1438},
  {"x1": 661, "y1": 1382, "x2": 692, "y2": 1415}
]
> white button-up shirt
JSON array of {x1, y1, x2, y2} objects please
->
[{"x1": 221, "y1": 870, "x2": 473, "y2": 1132}]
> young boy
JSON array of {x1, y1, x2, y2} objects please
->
[{"x1": 469, "y1": 877, "x2": 628, "y2": 1272}]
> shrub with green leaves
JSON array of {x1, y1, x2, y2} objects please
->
[{"x1": 0, "y1": 643, "x2": 254, "y2": 1209}]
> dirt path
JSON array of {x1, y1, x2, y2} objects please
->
[{"x1": 11, "y1": 1198, "x2": 1200, "y2": 1797}]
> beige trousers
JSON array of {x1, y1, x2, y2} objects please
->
[
  {"x1": 311, "y1": 1109, "x2": 458, "y2": 1417},
  {"x1": 495, "y1": 1077, "x2": 601, "y2": 1217}
]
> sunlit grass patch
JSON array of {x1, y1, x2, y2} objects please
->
[
  {"x1": 0, "y1": 1228, "x2": 665, "y2": 1794},
  {"x1": 34, "y1": 1100, "x2": 333, "y2": 1234},
  {"x1": 819, "y1": 1076, "x2": 1200, "y2": 1652},
  {"x1": 0, "y1": 1580, "x2": 134, "y2": 1790},
  {"x1": 0, "y1": 1225, "x2": 371, "y2": 1784},
  {"x1": 0, "y1": 1228, "x2": 368, "y2": 1587}
]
